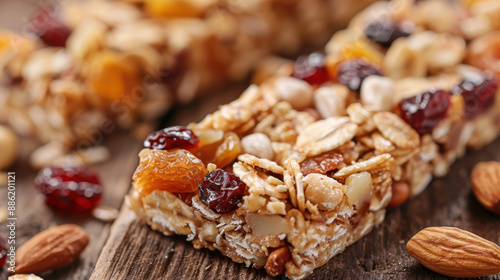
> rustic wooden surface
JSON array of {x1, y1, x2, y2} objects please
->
[{"x1": 1, "y1": 1, "x2": 500, "y2": 280}]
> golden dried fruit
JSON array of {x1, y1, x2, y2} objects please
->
[
  {"x1": 87, "y1": 51, "x2": 140, "y2": 101},
  {"x1": 192, "y1": 132, "x2": 241, "y2": 168},
  {"x1": 16, "y1": 224, "x2": 89, "y2": 274},
  {"x1": 471, "y1": 161, "x2": 500, "y2": 215},
  {"x1": 144, "y1": 0, "x2": 202, "y2": 18},
  {"x1": 133, "y1": 148, "x2": 207, "y2": 195},
  {"x1": 406, "y1": 227, "x2": 500, "y2": 278},
  {"x1": 0, "y1": 125, "x2": 18, "y2": 170}
]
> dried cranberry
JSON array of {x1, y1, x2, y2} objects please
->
[
  {"x1": 396, "y1": 89, "x2": 451, "y2": 135},
  {"x1": 29, "y1": 6, "x2": 71, "y2": 47},
  {"x1": 337, "y1": 59, "x2": 382, "y2": 92},
  {"x1": 365, "y1": 21, "x2": 413, "y2": 48},
  {"x1": 198, "y1": 169, "x2": 246, "y2": 214},
  {"x1": 292, "y1": 52, "x2": 329, "y2": 85},
  {"x1": 144, "y1": 126, "x2": 199, "y2": 151},
  {"x1": 451, "y1": 73, "x2": 498, "y2": 119},
  {"x1": 35, "y1": 166, "x2": 103, "y2": 213},
  {"x1": 0, "y1": 235, "x2": 7, "y2": 267}
]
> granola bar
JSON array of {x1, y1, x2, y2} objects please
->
[
  {"x1": 128, "y1": 0, "x2": 500, "y2": 279},
  {"x1": 0, "y1": 0, "x2": 376, "y2": 165}
]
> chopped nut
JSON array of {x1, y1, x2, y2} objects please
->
[
  {"x1": 313, "y1": 84, "x2": 348, "y2": 118},
  {"x1": 304, "y1": 174, "x2": 345, "y2": 211},
  {"x1": 246, "y1": 213, "x2": 290, "y2": 237},
  {"x1": 345, "y1": 172, "x2": 373, "y2": 207},
  {"x1": 241, "y1": 133, "x2": 274, "y2": 160},
  {"x1": 360, "y1": 76, "x2": 394, "y2": 112},
  {"x1": 92, "y1": 205, "x2": 119, "y2": 222},
  {"x1": 274, "y1": 77, "x2": 313, "y2": 110}
]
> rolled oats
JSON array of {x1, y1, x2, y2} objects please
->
[
  {"x1": 295, "y1": 117, "x2": 358, "y2": 157},
  {"x1": 121, "y1": 1, "x2": 500, "y2": 279},
  {"x1": 373, "y1": 112, "x2": 420, "y2": 149}
]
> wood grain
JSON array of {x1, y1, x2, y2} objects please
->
[
  {"x1": 1, "y1": 1, "x2": 500, "y2": 279},
  {"x1": 89, "y1": 136, "x2": 500, "y2": 280}
]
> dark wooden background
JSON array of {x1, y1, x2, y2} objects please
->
[{"x1": 1, "y1": 1, "x2": 500, "y2": 280}]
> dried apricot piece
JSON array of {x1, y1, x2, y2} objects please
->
[
  {"x1": 133, "y1": 148, "x2": 207, "y2": 195},
  {"x1": 192, "y1": 131, "x2": 241, "y2": 168},
  {"x1": 87, "y1": 51, "x2": 140, "y2": 101},
  {"x1": 144, "y1": 0, "x2": 202, "y2": 18}
]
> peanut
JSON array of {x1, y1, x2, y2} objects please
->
[
  {"x1": 387, "y1": 181, "x2": 410, "y2": 209},
  {"x1": 265, "y1": 246, "x2": 291, "y2": 277}
]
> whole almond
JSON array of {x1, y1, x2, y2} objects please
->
[
  {"x1": 15, "y1": 224, "x2": 89, "y2": 274},
  {"x1": 265, "y1": 246, "x2": 291, "y2": 277},
  {"x1": 471, "y1": 161, "x2": 500, "y2": 215},
  {"x1": 406, "y1": 227, "x2": 500, "y2": 277}
]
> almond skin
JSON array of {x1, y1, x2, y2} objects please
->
[
  {"x1": 471, "y1": 161, "x2": 500, "y2": 215},
  {"x1": 406, "y1": 227, "x2": 500, "y2": 278},
  {"x1": 15, "y1": 224, "x2": 89, "y2": 274},
  {"x1": 265, "y1": 246, "x2": 291, "y2": 277}
]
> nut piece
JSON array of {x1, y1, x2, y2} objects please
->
[
  {"x1": 387, "y1": 181, "x2": 410, "y2": 209},
  {"x1": 406, "y1": 227, "x2": 500, "y2": 278},
  {"x1": 241, "y1": 133, "x2": 274, "y2": 160},
  {"x1": 313, "y1": 84, "x2": 348, "y2": 118},
  {"x1": 9, "y1": 275, "x2": 44, "y2": 280},
  {"x1": 16, "y1": 224, "x2": 90, "y2": 274},
  {"x1": 0, "y1": 125, "x2": 18, "y2": 170},
  {"x1": 345, "y1": 172, "x2": 373, "y2": 207},
  {"x1": 360, "y1": 76, "x2": 394, "y2": 112},
  {"x1": 265, "y1": 246, "x2": 291, "y2": 277},
  {"x1": 304, "y1": 174, "x2": 346, "y2": 211},
  {"x1": 274, "y1": 76, "x2": 313, "y2": 110},
  {"x1": 471, "y1": 161, "x2": 500, "y2": 215}
]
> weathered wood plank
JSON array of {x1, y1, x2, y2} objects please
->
[
  {"x1": 88, "y1": 134, "x2": 500, "y2": 280},
  {"x1": 0, "y1": 132, "x2": 142, "y2": 280}
]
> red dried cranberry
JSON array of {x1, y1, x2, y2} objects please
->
[
  {"x1": 35, "y1": 166, "x2": 103, "y2": 213},
  {"x1": 0, "y1": 235, "x2": 7, "y2": 267},
  {"x1": 396, "y1": 89, "x2": 451, "y2": 135},
  {"x1": 292, "y1": 52, "x2": 329, "y2": 85},
  {"x1": 198, "y1": 169, "x2": 246, "y2": 214},
  {"x1": 29, "y1": 6, "x2": 71, "y2": 47},
  {"x1": 144, "y1": 126, "x2": 199, "y2": 151},
  {"x1": 365, "y1": 21, "x2": 413, "y2": 48},
  {"x1": 451, "y1": 73, "x2": 498, "y2": 119},
  {"x1": 337, "y1": 59, "x2": 382, "y2": 92}
]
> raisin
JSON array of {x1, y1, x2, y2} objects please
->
[
  {"x1": 451, "y1": 73, "x2": 498, "y2": 119},
  {"x1": 133, "y1": 149, "x2": 207, "y2": 195},
  {"x1": 34, "y1": 166, "x2": 103, "y2": 213},
  {"x1": 365, "y1": 21, "x2": 413, "y2": 48},
  {"x1": 144, "y1": 126, "x2": 199, "y2": 151},
  {"x1": 198, "y1": 169, "x2": 246, "y2": 214},
  {"x1": 292, "y1": 52, "x2": 329, "y2": 85},
  {"x1": 300, "y1": 153, "x2": 344, "y2": 175},
  {"x1": 0, "y1": 235, "x2": 7, "y2": 267},
  {"x1": 337, "y1": 59, "x2": 382, "y2": 92},
  {"x1": 29, "y1": 6, "x2": 71, "y2": 47},
  {"x1": 396, "y1": 89, "x2": 451, "y2": 135}
]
